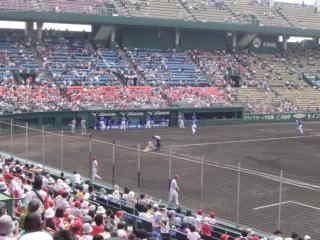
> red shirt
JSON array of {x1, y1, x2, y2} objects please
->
[
  {"x1": 91, "y1": 224, "x2": 104, "y2": 236},
  {"x1": 249, "y1": 235, "x2": 260, "y2": 240},
  {"x1": 220, "y1": 233, "x2": 230, "y2": 240},
  {"x1": 201, "y1": 223, "x2": 212, "y2": 237}
]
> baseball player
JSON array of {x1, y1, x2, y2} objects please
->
[
  {"x1": 145, "y1": 114, "x2": 152, "y2": 129},
  {"x1": 178, "y1": 113, "x2": 185, "y2": 129},
  {"x1": 191, "y1": 113, "x2": 198, "y2": 135},
  {"x1": 80, "y1": 117, "x2": 86, "y2": 136},
  {"x1": 70, "y1": 118, "x2": 76, "y2": 134},
  {"x1": 296, "y1": 119, "x2": 304, "y2": 135},
  {"x1": 91, "y1": 155, "x2": 102, "y2": 181},
  {"x1": 99, "y1": 115, "x2": 106, "y2": 131},
  {"x1": 120, "y1": 115, "x2": 127, "y2": 131},
  {"x1": 169, "y1": 175, "x2": 180, "y2": 206}
]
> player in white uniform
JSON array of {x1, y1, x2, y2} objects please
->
[
  {"x1": 70, "y1": 118, "x2": 76, "y2": 134},
  {"x1": 99, "y1": 117, "x2": 106, "y2": 131},
  {"x1": 296, "y1": 119, "x2": 304, "y2": 135},
  {"x1": 145, "y1": 115, "x2": 152, "y2": 129},
  {"x1": 80, "y1": 118, "x2": 86, "y2": 136},
  {"x1": 120, "y1": 116, "x2": 127, "y2": 131},
  {"x1": 191, "y1": 114, "x2": 197, "y2": 135},
  {"x1": 168, "y1": 175, "x2": 180, "y2": 206},
  {"x1": 178, "y1": 113, "x2": 185, "y2": 129},
  {"x1": 91, "y1": 155, "x2": 102, "y2": 181}
]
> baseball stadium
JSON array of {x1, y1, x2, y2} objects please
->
[{"x1": 1, "y1": 1, "x2": 320, "y2": 240}]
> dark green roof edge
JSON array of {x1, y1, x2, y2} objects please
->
[{"x1": 1, "y1": 10, "x2": 320, "y2": 37}]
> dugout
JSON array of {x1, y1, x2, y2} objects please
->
[{"x1": 0, "y1": 106, "x2": 244, "y2": 129}]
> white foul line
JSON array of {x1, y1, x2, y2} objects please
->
[
  {"x1": 289, "y1": 201, "x2": 320, "y2": 211},
  {"x1": 253, "y1": 201, "x2": 290, "y2": 210},
  {"x1": 170, "y1": 133, "x2": 320, "y2": 148},
  {"x1": 254, "y1": 201, "x2": 320, "y2": 211}
]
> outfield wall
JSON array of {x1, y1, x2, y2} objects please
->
[
  {"x1": 1, "y1": 109, "x2": 320, "y2": 129},
  {"x1": 0, "y1": 106, "x2": 244, "y2": 129}
]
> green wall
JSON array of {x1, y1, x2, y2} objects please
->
[
  {"x1": 118, "y1": 27, "x2": 175, "y2": 49},
  {"x1": 180, "y1": 30, "x2": 227, "y2": 50}
]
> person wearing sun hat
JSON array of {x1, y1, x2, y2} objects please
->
[{"x1": 80, "y1": 223, "x2": 93, "y2": 240}]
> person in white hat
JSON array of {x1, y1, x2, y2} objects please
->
[
  {"x1": 304, "y1": 235, "x2": 311, "y2": 240},
  {"x1": 80, "y1": 223, "x2": 93, "y2": 240}
]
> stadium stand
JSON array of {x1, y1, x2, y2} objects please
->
[
  {"x1": 276, "y1": 2, "x2": 320, "y2": 29},
  {"x1": 180, "y1": 0, "x2": 239, "y2": 23},
  {"x1": 0, "y1": 0, "x2": 114, "y2": 15},
  {"x1": 274, "y1": 87, "x2": 320, "y2": 111},
  {"x1": 226, "y1": 0, "x2": 289, "y2": 27},
  {"x1": 37, "y1": 31, "x2": 136, "y2": 86},
  {"x1": 0, "y1": 30, "x2": 41, "y2": 85},
  {"x1": 126, "y1": 48, "x2": 209, "y2": 86},
  {"x1": 113, "y1": 0, "x2": 192, "y2": 20},
  {"x1": 237, "y1": 87, "x2": 295, "y2": 112}
]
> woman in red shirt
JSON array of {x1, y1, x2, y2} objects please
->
[{"x1": 91, "y1": 214, "x2": 105, "y2": 236}]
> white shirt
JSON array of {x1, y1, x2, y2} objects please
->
[
  {"x1": 169, "y1": 179, "x2": 179, "y2": 193},
  {"x1": 187, "y1": 231, "x2": 201, "y2": 240},
  {"x1": 72, "y1": 173, "x2": 81, "y2": 185},
  {"x1": 19, "y1": 231, "x2": 53, "y2": 240},
  {"x1": 79, "y1": 235, "x2": 93, "y2": 240},
  {"x1": 24, "y1": 189, "x2": 47, "y2": 206},
  {"x1": 92, "y1": 160, "x2": 98, "y2": 170},
  {"x1": 54, "y1": 195, "x2": 69, "y2": 210}
]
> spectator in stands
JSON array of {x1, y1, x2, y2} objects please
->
[
  {"x1": 53, "y1": 230, "x2": 75, "y2": 240},
  {"x1": 19, "y1": 213, "x2": 53, "y2": 240},
  {"x1": 0, "y1": 215, "x2": 15, "y2": 240}
]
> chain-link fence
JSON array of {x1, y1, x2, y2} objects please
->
[{"x1": 1, "y1": 119, "x2": 320, "y2": 237}]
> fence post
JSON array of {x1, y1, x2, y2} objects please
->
[
  {"x1": 169, "y1": 147, "x2": 173, "y2": 183},
  {"x1": 137, "y1": 144, "x2": 141, "y2": 189},
  {"x1": 41, "y1": 126, "x2": 46, "y2": 165},
  {"x1": 278, "y1": 169, "x2": 283, "y2": 230},
  {"x1": 112, "y1": 140, "x2": 116, "y2": 185},
  {"x1": 25, "y1": 122, "x2": 29, "y2": 158},
  {"x1": 10, "y1": 119, "x2": 13, "y2": 151},
  {"x1": 236, "y1": 161, "x2": 241, "y2": 225},
  {"x1": 60, "y1": 129, "x2": 64, "y2": 172},
  {"x1": 89, "y1": 134, "x2": 93, "y2": 181},
  {"x1": 200, "y1": 156, "x2": 205, "y2": 208}
]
